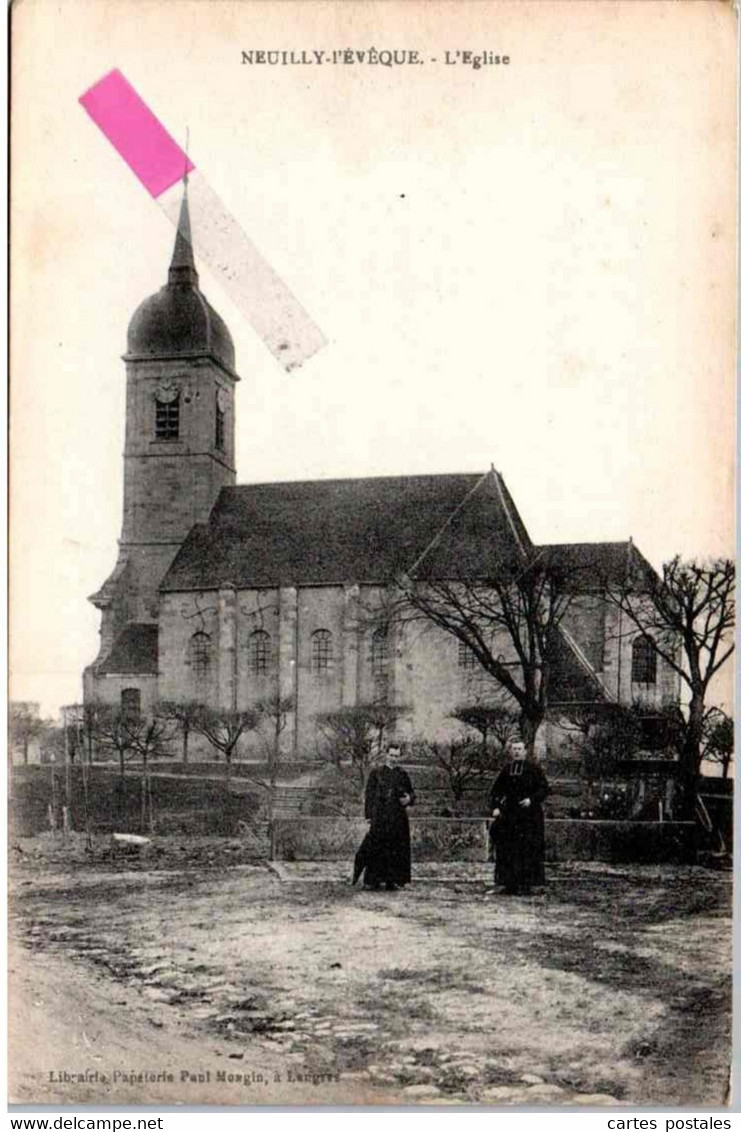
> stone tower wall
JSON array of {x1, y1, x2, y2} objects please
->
[{"x1": 116, "y1": 356, "x2": 237, "y2": 622}]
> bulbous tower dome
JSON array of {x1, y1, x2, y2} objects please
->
[{"x1": 125, "y1": 188, "x2": 236, "y2": 373}]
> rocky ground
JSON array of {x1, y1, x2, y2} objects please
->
[{"x1": 8, "y1": 836, "x2": 733, "y2": 1107}]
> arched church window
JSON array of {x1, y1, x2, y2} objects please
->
[
  {"x1": 248, "y1": 630, "x2": 271, "y2": 675},
  {"x1": 371, "y1": 627, "x2": 389, "y2": 676},
  {"x1": 458, "y1": 640, "x2": 478, "y2": 669},
  {"x1": 371, "y1": 627, "x2": 390, "y2": 700},
  {"x1": 311, "y1": 629, "x2": 334, "y2": 676},
  {"x1": 155, "y1": 392, "x2": 180, "y2": 440},
  {"x1": 187, "y1": 632, "x2": 212, "y2": 679},
  {"x1": 631, "y1": 634, "x2": 657, "y2": 685}
]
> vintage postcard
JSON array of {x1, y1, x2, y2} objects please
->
[{"x1": 9, "y1": 0, "x2": 736, "y2": 1109}]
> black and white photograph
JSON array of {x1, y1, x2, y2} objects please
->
[{"x1": 8, "y1": 0, "x2": 736, "y2": 1110}]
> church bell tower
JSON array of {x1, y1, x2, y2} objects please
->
[{"x1": 86, "y1": 186, "x2": 239, "y2": 675}]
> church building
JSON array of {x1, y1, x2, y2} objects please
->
[{"x1": 84, "y1": 192, "x2": 680, "y2": 755}]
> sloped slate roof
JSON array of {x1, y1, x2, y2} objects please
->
[
  {"x1": 88, "y1": 557, "x2": 132, "y2": 609},
  {"x1": 98, "y1": 624, "x2": 159, "y2": 675},
  {"x1": 537, "y1": 541, "x2": 657, "y2": 591},
  {"x1": 549, "y1": 626, "x2": 611, "y2": 705},
  {"x1": 160, "y1": 471, "x2": 533, "y2": 592}
]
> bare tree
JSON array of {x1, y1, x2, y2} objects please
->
[
  {"x1": 89, "y1": 704, "x2": 176, "y2": 830},
  {"x1": 450, "y1": 702, "x2": 520, "y2": 755},
  {"x1": 252, "y1": 695, "x2": 295, "y2": 856},
  {"x1": 316, "y1": 703, "x2": 409, "y2": 796},
  {"x1": 89, "y1": 704, "x2": 137, "y2": 784},
  {"x1": 562, "y1": 700, "x2": 684, "y2": 757},
  {"x1": 582, "y1": 705, "x2": 644, "y2": 779},
  {"x1": 189, "y1": 706, "x2": 260, "y2": 784},
  {"x1": 9, "y1": 702, "x2": 48, "y2": 766},
  {"x1": 71, "y1": 703, "x2": 100, "y2": 767},
  {"x1": 58, "y1": 704, "x2": 98, "y2": 845},
  {"x1": 702, "y1": 708, "x2": 734, "y2": 780},
  {"x1": 605, "y1": 556, "x2": 734, "y2": 815},
  {"x1": 40, "y1": 725, "x2": 67, "y2": 765},
  {"x1": 158, "y1": 700, "x2": 204, "y2": 764},
  {"x1": 557, "y1": 702, "x2": 610, "y2": 747},
  {"x1": 419, "y1": 738, "x2": 500, "y2": 810},
  {"x1": 129, "y1": 712, "x2": 178, "y2": 833},
  {"x1": 387, "y1": 554, "x2": 578, "y2": 758}
]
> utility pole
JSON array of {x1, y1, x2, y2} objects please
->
[
  {"x1": 62, "y1": 706, "x2": 71, "y2": 836},
  {"x1": 78, "y1": 706, "x2": 93, "y2": 852}
]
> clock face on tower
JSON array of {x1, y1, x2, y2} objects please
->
[
  {"x1": 216, "y1": 387, "x2": 229, "y2": 412},
  {"x1": 154, "y1": 380, "x2": 179, "y2": 404}
]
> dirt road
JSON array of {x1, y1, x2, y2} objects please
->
[{"x1": 9, "y1": 853, "x2": 732, "y2": 1107}]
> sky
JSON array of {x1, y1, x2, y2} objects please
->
[{"x1": 10, "y1": 0, "x2": 736, "y2": 718}]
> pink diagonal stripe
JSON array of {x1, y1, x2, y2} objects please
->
[{"x1": 79, "y1": 69, "x2": 195, "y2": 198}]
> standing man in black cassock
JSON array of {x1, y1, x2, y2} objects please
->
[
  {"x1": 489, "y1": 743, "x2": 549, "y2": 895},
  {"x1": 353, "y1": 743, "x2": 415, "y2": 891}
]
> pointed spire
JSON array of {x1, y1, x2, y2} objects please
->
[{"x1": 168, "y1": 176, "x2": 199, "y2": 288}]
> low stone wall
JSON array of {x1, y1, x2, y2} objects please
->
[
  {"x1": 273, "y1": 817, "x2": 490, "y2": 863},
  {"x1": 273, "y1": 817, "x2": 367, "y2": 862},
  {"x1": 546, "y1": 819, "x2": 697, "y2": 864},
  {"x1": 272, "y1": 816, "x2": 697, "y2": 864}
]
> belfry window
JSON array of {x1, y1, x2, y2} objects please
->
[
  {"x1": 215, "y1": 398, "x2": 225, "y2": 451},
  {"x1": 155, "y1": 394, "x2": 180, "y2": 440}
]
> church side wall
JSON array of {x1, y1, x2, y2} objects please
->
[
  {"x1": 236, "y1": 588, "x2": 281, "y2": 709},
  {"x1": 157, "y1": 584, "x2": 682, "y2": 763},
  {"x1": 395, "y1": 620, "x2": 518, "y2": 745},
  {"x1": 158, "y1": 592, "x2": 220, "y2": 705},
  {"x1": 355, "y1": 586, "x2": 391, "y2": 708},
  {"x1": 602, "y1": 606, "x2": 680, "y2": 707},
  {"x1": 655, "y1": 646, "x2": 681, "y2": 704},
  {"x1": 234, "y1": 588, "x2": 282, "y2": 755},
  {"x1": 295, "y1": 587, "x2": 345, "y2": 755},
  {"x1": 85, "y1": 673, "x2": 158, "y2": 715}
]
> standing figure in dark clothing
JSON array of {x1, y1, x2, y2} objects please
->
[
  {"x1": 489, "y1": 744, "x2": 549, "y2": 895},
  {"x1": 353, "y1": 744, "x2": 415, "y2": 891}
]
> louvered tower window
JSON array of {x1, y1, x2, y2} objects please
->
[
  {"x1": 215, "y1": 398, "x2": 225, "y2": 451},
  {"x1": 155, "y1": 394, "x2": 180, "y2": 440}
]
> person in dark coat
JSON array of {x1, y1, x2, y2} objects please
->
[
  {"x1": 489, "y1": 744, "x2": 549, "y2": 895},
  {"x1": 353, "y1": 743, "x2": 415, "y2": 891}
]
